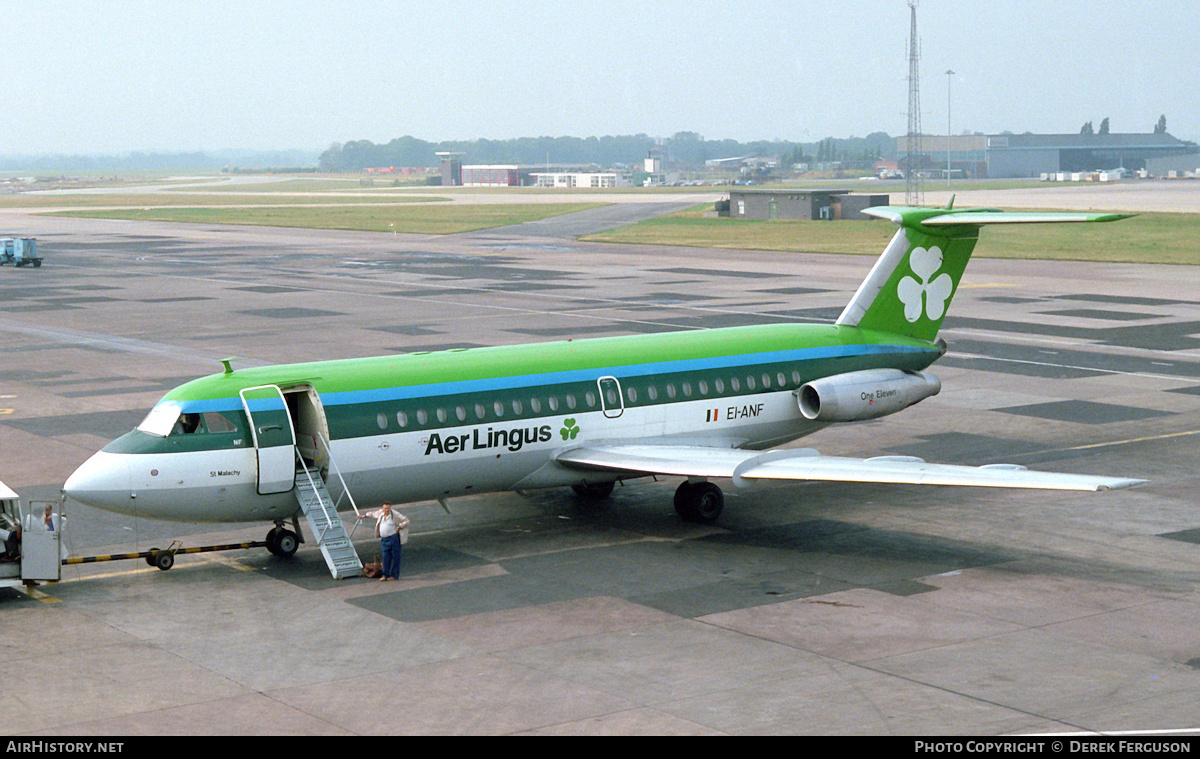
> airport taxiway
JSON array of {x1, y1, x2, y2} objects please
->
[{"x1": 1, "y1": 184, "x2": 1199, "y2": 735}]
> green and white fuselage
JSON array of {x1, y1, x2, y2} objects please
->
[{"x1": 64, "y1": 206, "x2": 1143, "y2": 527}]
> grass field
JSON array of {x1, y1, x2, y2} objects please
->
[
  {"x1": 582, "y1": 206, "x2": 1200, "y2": 265},
  {"x1": 49, "y1": 201, "x2": 610, "y2": 235},
  {"x1": 14, "y1": 178, "x2": 1198, "y2": 262},
  {"x1": 0, "y1": 192, "x2": 449, "y2": 208}
]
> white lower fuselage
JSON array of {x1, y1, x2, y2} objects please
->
[{"x1": 66, "y1": 388, "x2": 820, "y2": 523}]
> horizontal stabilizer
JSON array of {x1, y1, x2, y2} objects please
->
[
  {"x1": 862, "y1": 206, "x2": 1135, "y2": 226},
  {"x1": 557, "y1": 444, "x2": 1144, "y2": 492},
  {"x1": 921, "y1": 211, "x2": 1135, "y2": 226}
]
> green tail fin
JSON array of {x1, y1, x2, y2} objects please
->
[{"x1": 836, "y1": 206, "x2": 1133, "y2": 341}]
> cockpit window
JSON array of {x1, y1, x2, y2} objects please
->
[
  {"x1": 172, "y1": 413, "x2": 203, "y2": 435},
  {"x1": 174, "y1": 412, "x2": 239, "y2": 435},
  {"x1": 137, "y1": 403, "x2": 185, "y2": 437},
  {"x1": 137, "y1": 404, "x2": 241, "y2": 438},
  {"x1": 201, "y1": 412, "x2": 238, "y2": 434}
]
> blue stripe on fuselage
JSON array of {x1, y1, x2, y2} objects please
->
[{"x1": 171, "y1": 342, "x2": 931, "y2": 414}]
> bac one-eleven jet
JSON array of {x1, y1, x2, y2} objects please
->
[{"x1": 64, "y1": 205, "x2": 1144, "y2": 565}]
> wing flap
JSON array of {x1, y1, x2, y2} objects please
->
[
  {"x1": 556, "y1": 445, "x2": 1144, "y2": 492},
  {"x1": 556, "y1": 444, "x2": 761, "y2": 479}
]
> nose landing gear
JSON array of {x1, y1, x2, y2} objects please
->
[{"x1": 266, "y1": 523, "x2": 300, "y2": 557}]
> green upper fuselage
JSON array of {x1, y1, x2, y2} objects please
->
[{"x1": 105, "y1": 322, "x2": 941, "y2": 456}]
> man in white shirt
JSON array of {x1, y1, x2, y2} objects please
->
[{"x1": 369, "y1": 503, "x2": 409, "y2": 581}]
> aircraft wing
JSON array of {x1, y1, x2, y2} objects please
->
[{"x1": 555, "y1": 445, "x2": 1144, "y2": 492}]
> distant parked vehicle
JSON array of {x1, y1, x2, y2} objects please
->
[{"x1": 1, "y1": 238, "x2": 42, "y2": 268}]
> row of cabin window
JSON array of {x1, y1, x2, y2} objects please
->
[{"x1": 375, "y1": 368, "x2": 806, "y2": 431}]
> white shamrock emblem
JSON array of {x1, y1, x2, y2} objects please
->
[{"x1": 897, "y1": 246, "x2": 954, "y2": 323}]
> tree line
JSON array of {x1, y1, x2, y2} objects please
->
[
  {"x1": 1080, "y1": 115, "x2": 1170, "y2": 135},
  {"x1": 0, "y1": 149, "x2": 319, "y2": 173},
  {"x1": 317, "y1": 131, "x2": 899, "y2": 172}
]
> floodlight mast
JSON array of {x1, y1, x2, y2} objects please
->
[
  {"x1": 946, "y1": 68, "x2": 954, "y2": 189},
  {"x1": 905, "y1": 0, "x2": 924, "y2": 206}
]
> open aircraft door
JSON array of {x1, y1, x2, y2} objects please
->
[{"x1": 240, "y1": 385, "x2": 297, "y2": 495}]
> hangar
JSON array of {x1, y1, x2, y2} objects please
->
[
  {"x1": 897, "y1": 132, "x2": 1197, "y2": 179},
  {"x1": 1145, "y1": 152, "x2": 1200, "y2": 178},
  {"x1": 984, "y1": 133, "x2": 1196, "y2": 178}
]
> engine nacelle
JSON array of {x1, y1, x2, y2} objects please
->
[{"x1": 798, "y1": 368, "x2": 941, "y2": 422}]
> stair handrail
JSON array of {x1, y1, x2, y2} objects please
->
[
  {"x1": 291, "y1": 452, "x2": 364, "y2": 580},
  {"x1": 293, "y1": 450, "x2": 339, "y2": 544},
  {"x1": 311, "y1": 432, "x2": 364, "y2": 538}
]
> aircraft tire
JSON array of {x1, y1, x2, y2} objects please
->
[
  {"x1": 673, "y1": 482, "x2": 695, "y2": 518},
  {"x1": 677, "y1": 482, "x2": 724, "y2": 523},
  {"x1": 690, "y1": 482, "x2": 725, "y2": 523},
  {"x1": 273, "y1": 529, "x2": 299, "y2": 558}
]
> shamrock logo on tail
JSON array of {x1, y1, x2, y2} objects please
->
[
  {"x1": 560, "y1": 418, "x2": 580, "y2": 440},
  {"x1": 897, "y1": 245, "x2": 954, "y2": 323}
]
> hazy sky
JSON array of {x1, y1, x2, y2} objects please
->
[{"x1": 3, "y1": 0, "x2": 1196, "y2": 155}]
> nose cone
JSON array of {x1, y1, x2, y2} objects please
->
[{"x1": 64, "y1": 451, "x2": 132, "y2": 514}]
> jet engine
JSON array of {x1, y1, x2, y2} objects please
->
[{"x1": 797, "y1": 368, "x2": 941, "y2": 422}]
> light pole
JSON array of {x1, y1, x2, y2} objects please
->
[{"x1": 945, "y1": 69, "x2": 954, "y2": 189}]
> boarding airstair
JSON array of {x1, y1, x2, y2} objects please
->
[{"x1": 293, "y1": 435, "x2": 363, "y2": 580}]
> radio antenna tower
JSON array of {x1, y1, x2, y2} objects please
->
[{"x1": 905, "y1": 0, "x2": 925, "y2": 205}]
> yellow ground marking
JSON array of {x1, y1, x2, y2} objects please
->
[
  {"x1": 18, "y1": 585, "x2": 60, "y2": 603},
  {"x1": 1051, "y1": 428, "x2": 1200, "y2": 453}
]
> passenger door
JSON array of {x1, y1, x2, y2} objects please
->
[
  {"x1": 598, "y1": 376, "x2": 624, "y2": 419},
  {"x1": 239, "y1": 385, "x2": 297, "y2": 495}
]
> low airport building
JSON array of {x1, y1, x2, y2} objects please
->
[
  {"x1": 461, "y1": 165, "x2": 521, "y2": 187},
  {"x1": 722, "y1": 189, "x2": 888, "y2": 221},
  {"x1": 530, "y1": 172, "x2": 632, "y2": 189},
  {"x1": 436, "y1": 152, "x2": 632, "y2": 187}
]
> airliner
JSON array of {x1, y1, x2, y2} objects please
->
[{"x1": 63, "y1": 204, "x2": 1144, "y2": 557}]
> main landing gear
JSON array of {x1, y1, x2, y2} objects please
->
[
  {"x1": 567, "y1": 478, "x2": 725, "y2": 523},
  {"x1": 674, "y1": 480, "x2": 724, "y2": 524},
  {"x1": 266, "y1": 522, "x2": 300, "y2": 558},
  {"x1": 570, "y1": 481, "x2": 615, "y2": 500}
]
